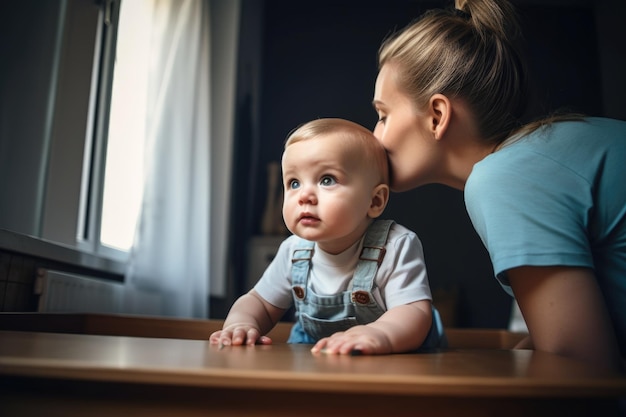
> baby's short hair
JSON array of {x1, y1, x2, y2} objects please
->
[{"x1": 285, "y1": 118, "x2": 389, "y2": 185}]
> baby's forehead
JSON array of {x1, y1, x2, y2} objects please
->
[
  {"x1": 311, "y1": 130, "x2": 369, "y2": 149},
  {"x1": 288, "y1": 134, "x2": 380, "y2": 175},
  {"x1": 291, "y1": 132, "x2": 370, "y2": 160}
]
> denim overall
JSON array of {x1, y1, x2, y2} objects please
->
[{"x1": 287, "y1": 219, "x2": 447, "y2": 350}]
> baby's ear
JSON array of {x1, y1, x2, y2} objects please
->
[{"x1": 368, "y1": 184, "x2": 390, "y2": 218}]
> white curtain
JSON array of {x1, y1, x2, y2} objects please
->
[{"x1": 126, "y1": 0, "x2": 211, "y2": 318}]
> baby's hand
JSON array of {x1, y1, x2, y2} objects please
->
[
  {"x1": 310, "y1": 325, "x2": 392, "y2": 355},
  {"x1": 209, "y1": 323, "x2": 272, "y2": 347}
]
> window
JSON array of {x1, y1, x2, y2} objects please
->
[
  {"x1": 0, "y1": 0, "x2": 109, "y2": 254},
  {"x1": 81, "y1": 0, "x2": 165, "y2": 259},
  {"x1": 98, "y1": 0, "x2": 153, "y2": 251},
  {"x1": 0, "y1": 0, "x2": 141, "y2": 262},
  {"x1": 1, "y1": 0, "x2": 242, "y2": 291},
  {"x1": 76, "y1": 0, "x2": 143, "y2": 261}
]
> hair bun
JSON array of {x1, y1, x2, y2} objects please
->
[{"x1": 453, "y1": 8, "x2": 471, "y2": 20}]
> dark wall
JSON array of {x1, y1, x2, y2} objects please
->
[
  {"x1": 230, "y1": 0, "x2": 611, "y2": 328},
  {"x1": 0, "y1": 0, "x2": 64, "y2": 236}
]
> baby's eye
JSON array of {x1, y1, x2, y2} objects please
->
[
  {"x1": 289, "y1": 179, "x2": 301, "y2": 190},
  {"x1": 320, "y1": 176, "x2": 336, "y2": 186}
]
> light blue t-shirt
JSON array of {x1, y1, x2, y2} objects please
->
[{"x1": 465, "y1": 117, "x2": 626, "y2": 355}]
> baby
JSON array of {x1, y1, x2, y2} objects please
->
[{"x1": 210, "y1": 118, "x2": 445, "y2": 354}]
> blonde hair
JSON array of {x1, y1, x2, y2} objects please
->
[
  {"x1": 378, "y1": 0, "x2": 528, "y2": 145},
  {"x1": 285, "y1": 118, "x2": 389, "y2": 185}
]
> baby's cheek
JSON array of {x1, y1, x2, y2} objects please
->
[{"x1": 281, "y1": 198, "x2": 293, "y2": 216}]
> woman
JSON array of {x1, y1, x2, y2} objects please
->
[{"x1": 372, "y1": 0, "x2": 625, "y2": 371}]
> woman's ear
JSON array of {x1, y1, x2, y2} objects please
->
[
  {"x1": 429, "y1": 93, "x2": 451, "y2": 140},
  {"x1": 368, "y1": 184, "x2": 390, "y2": 218}
]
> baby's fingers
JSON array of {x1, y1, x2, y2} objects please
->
[
  {"x1": 209, "y1": 330, "x2": 223, "y2": 344},
  {"x1": 242, "y1": 327, "x2": 265, "y2": 345},
  {"x1": 230, "y1": 327, "x2": 253, "y2": 345},
  {"x1": 311, "y1": 337, "x2": 330, "y2": 354},
  {"x1": 211, "y1": 326, "x2": 269, "y2": 347},
  {"x1": 257, "y1": 335, "x2": 273, "y2": 345}
]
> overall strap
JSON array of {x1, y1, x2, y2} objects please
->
[
  {"x1": 351, "y1": 219, "x2": 394, "y2": 293},
  {"x1": 291, "y1": 239, "x2": 314, "y2": 300}
]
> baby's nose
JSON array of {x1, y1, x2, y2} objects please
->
[{"x1": 298, "y1": 185, "x2": 317, "y2": 205}]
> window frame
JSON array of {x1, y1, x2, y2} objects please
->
[
  {"x1": 80, "y1": 0, "x2": 128, "y2": 262},
  {"x1": 41, "y1": 0, "x2": 129, "y2": 263}
]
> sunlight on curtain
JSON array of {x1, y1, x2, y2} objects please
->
[
  {"x1": 101, "y1": 0, "x2": 151, "y2": 251},
  {"x1": 126, "y1": 0, "x2": 211, "y2": 318}
]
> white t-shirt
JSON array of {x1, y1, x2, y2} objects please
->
[{"x1": 254, "y1": 222, "x2": 432, "y2": 311}]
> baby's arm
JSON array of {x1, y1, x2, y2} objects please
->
[
  {"x1": 311, "y1": 299, "x2": 432, "y2": 355},
  {"x1": 210, "y1": 289, "x2": 286, "y2": 346}
]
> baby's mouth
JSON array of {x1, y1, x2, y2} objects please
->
[{"x1": 298, "y1": 213, "x2": 320, "y2": 223}]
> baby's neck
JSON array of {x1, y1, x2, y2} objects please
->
[{"x1": 315, "y1": 225, "x2": 372, "y2": 255}]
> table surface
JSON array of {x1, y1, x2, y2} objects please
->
[{"x1": 1, "y1": 330, "x2": 625, "y2": 399}]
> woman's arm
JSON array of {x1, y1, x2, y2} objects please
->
[
  {"x1": 508, "y1": 265, "x2": 622, "y2": 371},
  {"x1": 310, "y1": 299, "x2": 433, "y2": 355},
  {"x1": 209, "y1": 289, "x2": 287, "y2": 346}
]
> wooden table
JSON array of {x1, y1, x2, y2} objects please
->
[{"x1": 1, "y1": 330, "x2": 625, "y2": 417}]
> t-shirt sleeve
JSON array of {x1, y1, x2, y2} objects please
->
[
  {"x1": 378, "y1": 227, "x2": 432, "y2": 309},
  {"x1": 464, "y1": 150, "x2": 595, "y2": 289},
  {"x1": 253, "y1": 236, "x2": 297, "y2": 309}
]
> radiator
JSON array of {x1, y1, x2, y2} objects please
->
[{"x1": 34, "y1": 269, "x2": 161, "y2": 315}]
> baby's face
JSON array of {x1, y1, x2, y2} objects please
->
[{"x1": 281, "y1": 133, "x2": 378, "y2": 252}]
